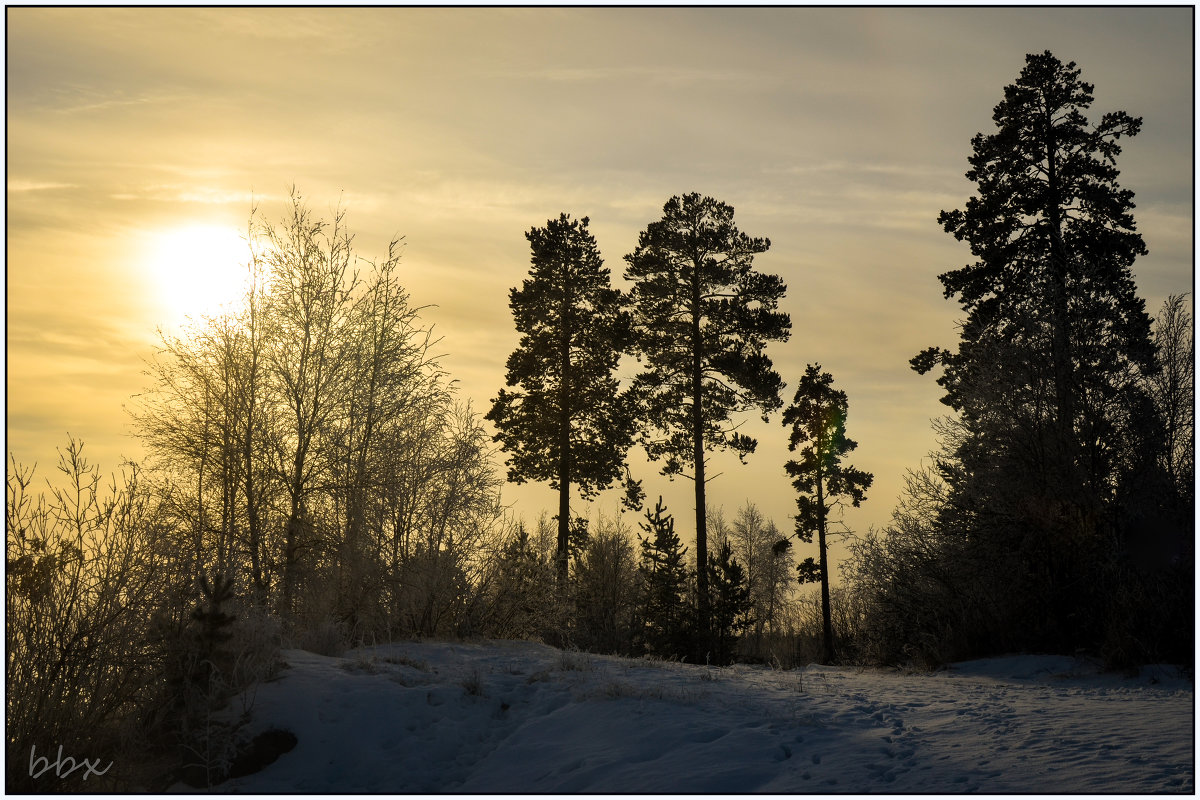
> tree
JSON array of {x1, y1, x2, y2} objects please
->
[
  {"x1": 233, "y1": 224, "x2": 271, "y2": 598},
  {"x1": 756, "y1": 518, "x2": 795, "y2": 651},
  {"x1": 728, "y1": 501, "x2": 772, "y2": 652},
  {"x1": 488, "y1": 213, "x2": 635, "y2": 592},
  {"x1": 625, "y1": 193, "x2": 790, "y2": 644},
  {"x1": 486, "y1": 522, "x2": 558, "y2": 641},
  {"x1": 259, "y1": 190, "x2": 360, "y2": 615},
  {"x1": 731, "y1": 502, "x2": 769, "y2": 603},
  {"x1": 706, "y1": 541, "x2": 752, "y2": 665},
  {"x1": 572, "y1": 515, "x2": 639, "y2": 654},
  {"x1": 133, "y1": 190, "x2": 506, "y2": 640},
  {"x1": 635, "y1": 497, "x2": 692, "y2": 658},
  {"x1": 326, "y1": 243, "x2": 436, "y2": 627},
  {"x1": 918, "y1": 50, "x2": 1156, "y2": 513},
  {"x1": 1147, "y1": 294, "x2": 1194, "y2": 507},
  {"x1": 6, "y1": 440, "x2": 176, "y2": 791},
  {"x1": 912, "y1": 52, "x2": 1163, "y2": 654},
  {"x1": 783, "y1": 364, "x2": 872, "y2": 664}
]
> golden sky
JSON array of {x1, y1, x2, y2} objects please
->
[{"x1": 6, "y1": 7, "x2": 1193, "y2": 574}]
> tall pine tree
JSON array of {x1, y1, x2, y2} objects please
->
[
  {"x1": 624, "y1": 194, "x2": 790, "y2": 648},
  {"x1": 914, "y1": 52, "x2": 1162, "y2": 653},
  {"x1": 488, "y1": 214, "x2": 635, "y2": 591},
  {"x1": 918, "y1": 51, "x2": 1155, "y2": 503},
  {"x1": 783, "y1": 364, "x2": 871, "y2": 665}
]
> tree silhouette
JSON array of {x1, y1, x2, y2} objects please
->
[
  {"x1": 487, "y1": 213, "x2": 635, "y2": 591},
  {"x1": 635, "y1": 497, "x2": 692, "y2": 658},
  {"x1": 783, "y1": 364, "x2": 871, "y2": 664},
  {"x1": 918, "y1": 50, "x2": 1156, "y2": 509},
  {"x1": 707, "y1": 541, "x2": 751, "y2": 666},
  {"x1": 133, "y1": 191, "x2": 502, "y2": 635},
  {"x1": 624, "y1": 193, "x2": 790, "y2": 645},
  {"x1": 912, "y1": 52, "x2": 1165, "y2": 655}
]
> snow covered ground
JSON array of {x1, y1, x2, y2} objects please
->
[{"x1": 210, "y1": 639, "x2": 1193, "y2": 794}]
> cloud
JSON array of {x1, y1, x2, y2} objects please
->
[
  {"x1": 7, "y1": 179, "x2": 76, "y2": 193},
  {"x1": 50, "y1": 92, "x2": 157, "y2": 116},
  {"x1": 135, "y1": 185, "x2": 262, "y2": 206},
  {"x1": 504, "y1": 65, "x2": 777, "y2": 89}
]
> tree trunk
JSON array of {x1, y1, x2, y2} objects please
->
[
  {"x1": 692, "y1": 265, "x2": 709, "y2": 654},
  {"x1": 1044, "y1": 109, "x2": 1077, "y2": 490},
  {"x1": 814, "y1": 421, "x2": 834, "y2": 664},
  {"x1": 282, "y1": 501, "x2": 299, "y2": 616},
  {"x1": 556, "y1": 266, "x2": 572, "y2": 593},
  {"x1": 816, "y1": 469, "x2": 834, "y2": 665},
  {"x1": 282, "y1": 441, "x2": 308, "y2": 616},
  {"x1": 244, "y1": 400, "x2": 264, "y2": 597}
]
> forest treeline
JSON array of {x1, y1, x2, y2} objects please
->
[{"x1": 6, "y1": 51, "x2": 1193, "y2": 791}]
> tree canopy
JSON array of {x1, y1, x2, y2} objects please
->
[{"x1": 487, "y1": 213, "x2": 635, "y2": 587}]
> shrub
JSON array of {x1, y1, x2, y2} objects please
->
[{"x1": 6, "y1": 443, "x2": 174, "y2": 791}]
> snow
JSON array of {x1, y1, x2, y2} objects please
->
[{"x1": 206, "y1": 639, "x2": 1193, "y2": 794}]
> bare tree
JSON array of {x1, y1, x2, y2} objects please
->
[
  {"x1": 259, "y1": 190, "x2": 360, "y2": 615},
  {"x1": 132, "y1": 189, "x2": 508, "y2": 644},
  {"x1": 1148, "y1": 294, "x2": 1194, "y2": 499}
]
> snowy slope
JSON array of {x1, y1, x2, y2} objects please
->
[{"x1": 211, "y1": 639, "x2": 1193, "y2": 794}]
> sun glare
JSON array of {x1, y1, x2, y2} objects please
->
[{"x1": 146, "y1": 224, "x2": 249, "y2": 324}]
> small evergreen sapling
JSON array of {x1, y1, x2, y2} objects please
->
[
  {"x1": 635, "y1": 497, "x2": 692, "y2": 659},
  {"x1": 707, "y1": 542, "x2": 752, "y2": 665}
]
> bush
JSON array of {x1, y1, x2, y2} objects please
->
[
  {"x1": 6, "y1": 440, "x2": 286, "y2": 792},
  {"x1": 6, "y1": 443, "x2": 174, "y2": 791},
  {"x1": 572, "y1": 515, "x2": 639, "y2": 655},
  {"x1": 151, "y1": 574, "x2": 283, "y2": 789}
]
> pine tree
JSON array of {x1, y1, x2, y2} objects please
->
[
  {"x1": 488, "y1": 214, "x2": 635, "y2": 592},
  {"x1": 635, "y1": 497, "x2": 692, "y2": 658},
  {"x1": 624, "y1": 193, "x2": 790, "y2": 646},
  {"x1": 918, "y1": 50, "x2": 1156, "y2": 514},
  {"x1": 914, "y1": 51, "x2": 1162, "y2": 653},
  {"x1": 783, "y1": 364, "x2": 872, "y2": 664},
  {"x1": 707, "y1": 542, "x2": 752, "y2": 666}
]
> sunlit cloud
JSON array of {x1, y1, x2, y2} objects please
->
[
  {"x1": 6, "y1": 178, "x2": 76, "y2": 193},
  {"x1": 507, "y1": 65, "x2": 779, "y2": 88},
  {"x1": 147, "y1": 185, "x2": 260, "y2": 206}
]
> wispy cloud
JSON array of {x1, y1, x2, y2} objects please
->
[
  {"x1": 7, "y1": 179, "x2": 76, "y2": 193},
  {"x1": 25, "y1": 84, "x2": 176, "y2": 116},
  {"x1": 149, "y1": 185, "x2": 261, "y2": 206},
  {"x1": 501, "y1": 65, "x2": 774, "y2": 88},
  {"x1": 54, "y1": 95, "x2": 155, "y2": 115}
]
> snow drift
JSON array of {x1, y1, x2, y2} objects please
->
[{"x1": 206, "y1": 639, "x2": 1192, "y2": 793}]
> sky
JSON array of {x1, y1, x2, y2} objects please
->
[{"x1": 6, "y1": 7, "x2": 1194, "y2": 581}]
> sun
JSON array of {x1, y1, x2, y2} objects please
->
[{"x1": 145, "y1": 224, "x2": 250, "y2": 324}]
